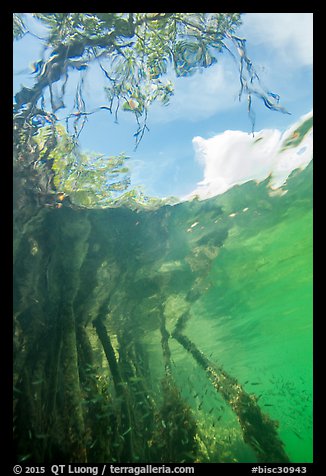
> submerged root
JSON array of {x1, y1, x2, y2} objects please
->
[{"x1": 172, "y1": 323, "x2": 289, "y2": 463}]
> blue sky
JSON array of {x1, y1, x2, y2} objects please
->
[{"x1": 13, "y1": 13, "x2": 313, "y2": 200}]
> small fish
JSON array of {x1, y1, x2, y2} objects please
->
[
  {"x1": 251, "y1": 436, "x2": 264, "y2": 452},
  {"x1": 250, "y1": 382, "x2": 261, "y2": 386},
  {"x1": 19, "y1": 454, "x2": 32, "y2": 462},
  {"x1": 121, "y1": 427, "x2": 131, "y2": 436},
  {"x1": 208, "y1": 407, "x2": 214, "y2": 414},
  {"x1": 292, "y1": 430, "x2": 303, "y2": 440},
  {"x1": 129, "y1": 377, "x2": 143, "y2": 383},
  {"x1": 264, "y1": 404, "x2": 274, "y2": 407}
]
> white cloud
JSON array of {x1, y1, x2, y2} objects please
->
[
  {"x1": 184, "y1": 111, "x2": 313, "y2": 201},
  {"x1": 240, "y1": 13, "x2": 313, "y2": 68}
]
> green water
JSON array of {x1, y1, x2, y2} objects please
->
[
  {"x1": 188, "y1": 173, "x2": 313, "y2": 462},
  {"x1": 13, "y1": 161, "x2": 313, "y2": 463},
  {"x1": 136, "y1": 162, "x2": 312, "y2": 462},
  {"x1": 163, "y1": 164, "x2": 312, "y2": 462}
]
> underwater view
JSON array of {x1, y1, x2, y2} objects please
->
[{"x1": 13, "y1": 13, "x2": 313, "y2": 465}]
